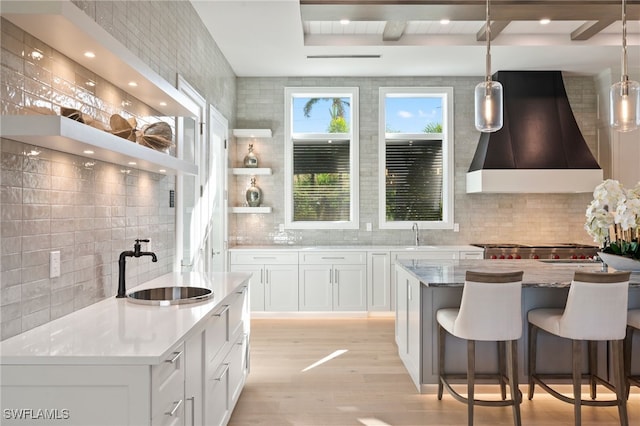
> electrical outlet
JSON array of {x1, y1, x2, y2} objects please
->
[
  {"x1": 279, "y1": 223, "x2": 285, "y2": 232},
  {"x1": 454, "y1": 223, "x2": 460, "y2": 232},
  {"x1": 50, "y1": 251, "x2": 61, "y2": 278},
  {"x1": 366, "y1": 223, "x2": 372, "y2": 232}
]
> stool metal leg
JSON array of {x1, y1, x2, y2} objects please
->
[
  {"x1": 588, "y1": 340, "x2": 597, "y2": 400},
  {"x1": 438, "y1": 324, "x2": 445, "y2": 400},
  {"x1": 572, "y1": 340, "x2": 582, "y2": 426},
  {"x1": 612, "y1": 339, "x2": 629, "y2": 426},
  {"x1": 467, "y1": 339, "x2": 475, "y2": 426},
  {"x1": 498, "y1": 341, "x2": 507, "y2": 400},
  {"x1": 528, "y1": 322, "x2": 538, "y2": 400},
  {"x1": 507, "y1": 340, "x2": 522, "y2": 426},
  {"x1": 624, "y1": 325, "x2": 633, "y2": 399}
]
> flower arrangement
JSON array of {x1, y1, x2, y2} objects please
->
[{"x1": 585, "y1": 179, "x2": 640, "y2": 260}]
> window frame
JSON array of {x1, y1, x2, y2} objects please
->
[
  {"x1": 284, "y1": 87, "x2": 360, "y2": 230},
  {"x1": 378, "y1": 87, "x2": 454, "y2": 230}
]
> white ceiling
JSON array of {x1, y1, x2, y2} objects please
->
[{"x1": 191, "y1": 0, "x2": 640, "y2": 77}]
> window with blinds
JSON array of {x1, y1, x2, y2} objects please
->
[
  {"x1": 379, "y1": 87, "x2": 454, "y2": 229},
  {"x1": 293, "y1": 141, "x2": 350, "y2": 221},
  {"x1": 284, "y1": 87, "x2": 359, "y2": 229},
  {"x1": 386, "y1": 140, "x2": 443, "y2": 221}
]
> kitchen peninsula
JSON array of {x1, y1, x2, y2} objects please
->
[
  {"x1": 394, "y1": 259, "x2": 640, "y2": 392},
  {"x1": 0, "y1": 272, "x2": 251, "y2": 426}
]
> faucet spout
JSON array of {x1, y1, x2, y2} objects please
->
[
  {"x1": 117, "y1": 239, "x2": 158, "y2": 298},
  {"x1": 412, "y1": 222, "x2": 419, "y2": 246}
]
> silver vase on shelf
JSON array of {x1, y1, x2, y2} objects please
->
[
  {"x1": 246, "y1": 177, "x2": 262, "y2": 207},
  {"x1": 243, "y1": 143, "x2": 258, "y2": 168}
]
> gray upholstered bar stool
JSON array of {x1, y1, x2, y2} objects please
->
[
  {"x1": 626, "y1": 309, "x2": 640, "y2": 395},
  {"x1": 437, "y1": 270, "x2": 524, "y2": 426},
  {"x1": 527, "y1": 271, "x2": 631, "y2": 426}
]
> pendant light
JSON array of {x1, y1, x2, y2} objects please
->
[
  {"x1": 610, "y1": 0, "x2": 640, "y2": 132},
  {"x1": 474, "y1": 0, "x2": 503, "y2": 132}
]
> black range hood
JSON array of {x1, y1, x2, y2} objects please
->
[{"x1": 466, "y1": 71, "x2": 603, "y2": 193}]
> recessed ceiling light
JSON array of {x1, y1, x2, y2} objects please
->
[
  {"x1": 83, "y1": 150, "x2": 94, "y2": 154},
  {"x1": 84, "y1": 51, "x2": 96, "y2": 58},
  {"x1": 85, "y1": 80, "x2": 96, "y2": 87},
  {"x1": 128, "y1": 81, "x2": 138, "y2": 87},
  {"x1": 159, "y1": 101, "x2": 167, "y2": 106},
  {"x1": 159, "y1": 169, "x2": 167, "y2": 173},
  {"x1": 540, "y1": 18, "x2": 551, "y2": 25},
  {"x1": 440, "y1": 19, "x2": 450, "y2": 25},
  {"x1": 128, "y1": 161, "x2": 137, "y2": 165},
  {"x1": 340, "y1": 19, "x2": 350, "y2": 25}
]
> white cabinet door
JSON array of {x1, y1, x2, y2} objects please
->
[
  {"x1": 395, "y1": 267, "x2": 409, "y2": 350},
  {"x1": 230, "y1": 264, "x2": 264, "y2": 311},
  {"x1": 299, "y1": 264, "x2": 333, "y2": 311},
  {"x1": 265, "y1": 264, "x2": 299, "y2": 311},
  {"x1": 334, "y1": 264, "x2": 367, "y2": 311},
  {"x1": 367, "y1": 251, "x2": 391, "y2": 311}
]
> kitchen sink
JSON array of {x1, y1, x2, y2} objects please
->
[{"x1": 126, "y1": 286, "x2": 213, "y2": 306}]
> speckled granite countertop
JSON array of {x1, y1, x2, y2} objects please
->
[{"x1": 397, "y1": 259, "x2": 640, "y2": 288}]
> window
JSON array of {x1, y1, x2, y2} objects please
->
[
  {"x1": 378, "y1": 87, "x2": 454, "y2": 229},
  {"x1": 284, "y1": 87, "x2": 359, "y2": 229}
]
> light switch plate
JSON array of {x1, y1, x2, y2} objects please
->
[{"x1": 50, "y1": 251, "x2": 61, "y2": 278}]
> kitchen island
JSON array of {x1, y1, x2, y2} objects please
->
[
  {"x1": 394, "y1": 259, "x2": 640, "y2": 392},
  {"x1": 0, "y1": 272, "x2": 251, "y2": 426}
]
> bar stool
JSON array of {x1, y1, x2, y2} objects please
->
[
  {"x1": 527, "y1": 271, "x2": 631, "y2": 426},
  {"x1": 437, "y1": 270, "x2": 524, "y2": 426},
  {"x1": 626, "y1": 309, "x2": 640, "y2": 395}
]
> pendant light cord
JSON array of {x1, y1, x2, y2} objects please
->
[
  {"x1": 485, "y1": 0, "x2": 492, "y2": 83},
  {"x1": 621, "y1": 0, "x2": 629, "y2": 84}
]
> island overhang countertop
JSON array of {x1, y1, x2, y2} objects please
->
[{"x1": 396, "y1": 259, "x2": 640, "y2": 288}]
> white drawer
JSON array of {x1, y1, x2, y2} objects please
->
[
  {"x1": 205, "y1": 304, "x2": 231, "y2": 366},
  {"x1": 230, "y1": 251, "x2": 299, "y2": 265},
  {"x1": 151, "y1": 343, "x2": 185, "y2": 420},
  {"x1": 299, "y1": 251, "x2": 366, "y2": 265}
]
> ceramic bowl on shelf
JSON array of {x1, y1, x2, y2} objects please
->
[{"x1": 597, "y1": 252, "x2": 640, "y2": 272}]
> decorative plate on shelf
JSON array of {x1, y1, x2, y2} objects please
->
[{"x1": 598, "y1": 252, "x2": 640, "y2": 272}]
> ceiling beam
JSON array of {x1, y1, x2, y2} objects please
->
[
  {"x1": 476, "y1": 21, "x2": 511, "y2": 41},
  {"x1": 382, "y1": 20, "x2": 407, "y2": 41},
  {"x1": 570, "y1": 19, "x2": 617, "y2": 40}
]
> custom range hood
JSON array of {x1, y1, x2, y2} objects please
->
[{"x1": 466, "y1": 71, "x2": 603, "y2": 193}]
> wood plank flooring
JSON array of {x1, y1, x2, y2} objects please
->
[{"x1": 228, "y1": 318, "x2": 639, "y2": 426}]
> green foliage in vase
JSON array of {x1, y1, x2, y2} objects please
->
[{"x1": 603, "y1": 240, "x2": 640, "y2": 260}]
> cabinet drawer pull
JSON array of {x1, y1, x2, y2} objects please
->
[
  {"x1": 236, "y1": 286, "x2": 247, "y2": 295},
  {"x1": 165, "y1": 350, "x2": 183, "y2": 364},
  {"x1": 212, "y1": 305, "x2": 230, "y2": 317},
  {"x1": 253, "y1": 256, "x2": 277, "y2": 260},
  {"x1": 321, "y1": 256, "x2": 345, "y2": 260},
  {"x1": 213, "y1": 363, "x2": 230, "y2": 381},
  {"x1": 166, "y1": 399, "x2": 183, "y2": 417}
]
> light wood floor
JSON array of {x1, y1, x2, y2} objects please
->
[{"x1": 228, "y1": 318, "x2": 639, "y2": 426}]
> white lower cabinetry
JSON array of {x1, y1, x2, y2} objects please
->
[
  {"x1": 299, "y1": 252, "x2": 367, "y2": 311},
  {"x1": 229, "y1": 251, "x2": 299, "y2": 312},
  {"x1": 395, "y1": 265, "x2": 421, "y2": 391},
  {"x1": 367, "y1": 251, "x2": 391, "y2": 311},
  {"x1": 0, "y1": 283, "x2": 249, "y2": 426}
]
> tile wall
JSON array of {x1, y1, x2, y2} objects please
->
[
  {"x1": 0, "y1": 0, "x2": 237, "y2": 340},
  {"x1": 231, "y1": 76, "x2": 598, "y2": 247}
]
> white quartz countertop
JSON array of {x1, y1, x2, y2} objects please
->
[
  {"x1": 229, "y1": 245, "x2": 483, "y2": 251},
  {"x1": 0, "y1": 272, "x2": 251, "y2": 366}
]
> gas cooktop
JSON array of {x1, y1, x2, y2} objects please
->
[{"x1": 470, "y1": 243, "x2": 599, "y2": 260}]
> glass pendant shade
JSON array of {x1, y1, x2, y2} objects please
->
[
  {"x1": 474, "y1": 80, "x2": 504, "y2": 132},
  {"x1": 610, "y1": 79, "x2": 640, "y2": 132}
]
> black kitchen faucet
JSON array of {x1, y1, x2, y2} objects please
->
[{"x1": 117, "y1": 239, "x2": 158, "y2": 298}]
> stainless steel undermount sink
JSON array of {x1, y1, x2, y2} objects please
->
[{"x1": 126, "y1": 286, "x2": 213, "y2": 306}]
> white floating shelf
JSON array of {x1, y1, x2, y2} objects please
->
[
  {"x1": 232, "y1": 129, "x2": 272, "y2": 138},
  {"x1": 230, "y1": 207, "x2": 272, "y2": 214},
  {"x1": 1, "y1": 115, "x2": 198, "y2": 176},
  {"x1": 1, "y1": 0, "x2": 198, "y2": 117},
  {"x1": 231, "y1": 168, "x2": 272, "y2": 175}
]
